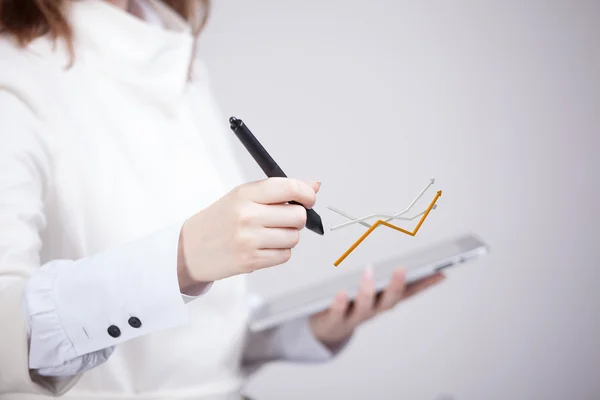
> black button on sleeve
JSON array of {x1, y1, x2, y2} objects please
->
[
  {"x1": 107, "y1": 325, "x2": 121, "y2": 338},
  {"x1": 128, "y1": 317, "x2": 142, "y2": 329}
]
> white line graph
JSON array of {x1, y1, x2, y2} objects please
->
[
  {"x1": 327, "y1": 206, "x2": 437, "y2": 229},
  {"x1": 327, "y1": 179, "x2": 437, "y2": 231}
]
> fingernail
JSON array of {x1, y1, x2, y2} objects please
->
[
  {"x1": 333, "y1": 292, "x2": 348, "y2": 310},
  {"x1": 394, "y1": 269, "x2": 405, "y2": 281},
  {"x1": 364, "y1": 264, "x2": 374, "y2": 280}
]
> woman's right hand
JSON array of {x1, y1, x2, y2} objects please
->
[{"x1": 177, "y1": 178, "x2": 320, "y2": 290}]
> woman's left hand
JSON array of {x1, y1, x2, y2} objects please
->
[{"x1": 309, "y1": 267, "x2": 446, "y2": 349}]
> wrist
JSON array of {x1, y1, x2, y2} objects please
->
[
  {"x1": 323, "y1": 335, "x2": 351, "y2": 352},
  {"x1": 317, "y1": 332, "x2": 352, "y2": 352},
  {"x1": 309, "y1": 317, "x2": 354, "y2": 351},
  {"x1": 177, "y1": 225, "x2": 199, "y2": 295}
]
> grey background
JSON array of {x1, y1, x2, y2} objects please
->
[{"x1": 198, "y1": 1, "x2": 600, "y2": 399}]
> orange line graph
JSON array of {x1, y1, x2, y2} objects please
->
[{"x1": 334, "y1": 190, "x2": 442, "y2": 266}]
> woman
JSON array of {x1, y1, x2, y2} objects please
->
[{"x1": 0, "y1": 1, "x2": 445, "y2": 399}]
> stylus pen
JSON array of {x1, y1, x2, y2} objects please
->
[{"x1": 229, "y1": 116, "x2": 324, "y2": 235}]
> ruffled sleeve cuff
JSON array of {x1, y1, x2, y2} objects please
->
[
  {"x1": 22, "y1": 222, "x2": 193, "y2": 376},
  {"x1": 24, "y1": 261, "x2": 78, "y2": 369}
]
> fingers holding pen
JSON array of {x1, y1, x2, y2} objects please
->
[
  {"x1": 252, "y1": 180, "x2": 321, "y2": 245},
  {"x1": 178, "y1": 176, "x2": 321, "y2": 285},
  {"x1": 246, "y1": 178, "x2": 319, "y2": 208},
  {"x1": 240, "y1": 177, "x2": 321, "y2": 232},
  {"x1": 257, "y1": 203, "x2": 307, "y2": 229},
  {"x1": 255, "y1": 228, "x2": 300, "y2": 249}
]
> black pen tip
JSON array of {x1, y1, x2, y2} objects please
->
[
  {"x1": 305, "y1": 210, "x2": 325, "y2": 235},
  {"x1": 229, "y1": 116, "x2": 242, "y2": 129},
  {"x1": 313, "y1": 223, "x2": 325, "y2": 235}
]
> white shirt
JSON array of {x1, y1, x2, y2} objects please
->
[{"x1": 0, "y1": 1, "x2": 341, "y2": 398}]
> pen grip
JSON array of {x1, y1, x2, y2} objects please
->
[
  {"x1": 229, "y1": 117, "x2": 324, "y2": 235},
  {"x1": 269, "y1": 166, "x2": 311, "y2": 210}
]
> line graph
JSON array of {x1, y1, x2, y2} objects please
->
[
  {"x1": 327, "y1": 204, "x2": 437, "y2": 229},
  {"x1": 328, "y1": 179, "x2": 436, "y2": 230},
  {"x1": 329, "y1": 182, "x2": 442, "y2": 266}
]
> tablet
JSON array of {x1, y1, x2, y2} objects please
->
[{"x1": 248, "y1": 233, "x2": 489, "y2": 332}]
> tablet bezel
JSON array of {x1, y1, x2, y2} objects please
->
[{"x1": 248, "y1": 233, "x2": 489, "y2": 332}]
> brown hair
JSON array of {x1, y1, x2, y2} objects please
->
[{"x1": 0, "y1": 0, "x2": 210, "y2": 64}]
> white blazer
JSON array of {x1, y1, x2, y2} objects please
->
[{"x1": 0, "y1": 1, "x2": 340, "y2": 399}]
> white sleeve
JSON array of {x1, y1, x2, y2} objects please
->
[
  {"x1": 24, "y1": 224, "x2": 192, "y2": 376},
  {"x1": 0, "y1": 90, "x2": 193, "y2": 379}
]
